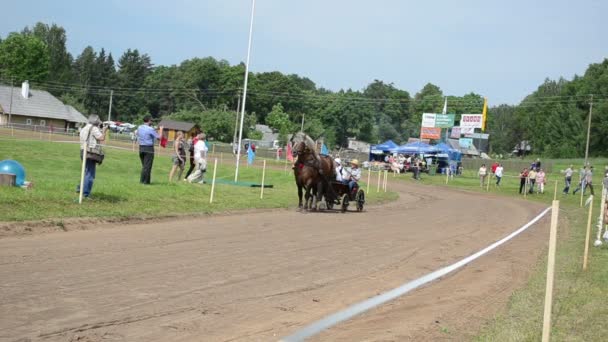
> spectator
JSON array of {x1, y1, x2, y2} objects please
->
[
  {"x1": 136, "y1": 115, "x2": 163, "y2": 185},
  {"x1": 187, "y1": 133, "x2": 208, "y2": 184},
  {"x1": 185, "y1": 133, "x2": 198, "y2": 180},
  {"x1": 573, "y1": 166, "x2": 588, "y2": 195},
  {"x1": 584, "y1": 166, "x2": 595, "y2": 196},
  {"x1": 76, "y1": 115, "x2": 108, "y2": 198},
  {"x1": 562, "y1": 164, "x2": 574, "y2": 194},
  {"x1": 528, "y1": 168, "x2": 538, "y2": 193},
  {"x1": 478, "y1": 164, "x2": 488, "y2": 187},
  {"x1": 491, "y1": 161, "x2": 499, "y2": 175},
  {"x1": 495, "y1": 163, "x2": 504, "y2": 186},
  {"x1": 537, "y1": 168, "x2": 546, "y2": 194},
  {"x1": 519, "y1": 168, "x2": 529, "y2": 194},
  {"x1": 169, "y1": 131, "x2": 186, "y2": 182}
]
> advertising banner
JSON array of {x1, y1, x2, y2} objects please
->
[
  {"x1": 420, "y1": 127, "x2": 442, "y2": 139},
  {"x1": 459, "y1": 138, "x2": 473, "y2": 148},
  {"x1": 460, "y1": 114, "x2": 483, "y2": 128},
  {"x1": 435, "y1": 114, "x2": 455, "y2": 128},
  {"x1": 464, "y1": 133, "x2": 490, "y2": 140},
  {"x1": 421, "y1": 113, "x2": 436, "y2": 128},
  {"x1": 450, "y1": 126, "x2": 461, "y2": 138}
]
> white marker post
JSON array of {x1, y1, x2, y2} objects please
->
[
  {"x1": 384, "y1": 170, "x2": 388, "y2": 192},
  {"x1": 596, "y1": 185, "x2": 606, "y2": 246},
  {"x1": 376, "y1": 170, "x2": 381, "y2": 193},
  {"x1": 583, "y1": 195, "x2": 594, "y2": 270},
  {"x1": 542, "y1": 200, "x2": 560, "y2": 342},
  {"x1": 260, "y1": 159, "x2": 267, "y2": 199},
  {"x1": 78, "y1": 144, "x2": 88, "y2": 204},
  {"x1": 366, "y1": 169, "x2": 371, "y2": 194},
  {"x1": 209, "y1": 158, "x2": 218, "y2": 203}
]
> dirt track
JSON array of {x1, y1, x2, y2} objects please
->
[{"x1": 0, "y1": 181, "x2": 549, "y2": 342}]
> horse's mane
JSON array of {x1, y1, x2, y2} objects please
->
[{"x1": 293, "y1": 132, "x2": 318, "y2": 156}]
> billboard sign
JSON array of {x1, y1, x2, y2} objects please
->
[
  {"x1": 421, "y1": 113, "x2": 436, "y2": 128},
  {"x1": 435, "y1": 114, "x2": 455, "y2": 128},
  {"x1": 460, "y1": 114, "x2": 483, "y2": 128},
  {"x1": 420, "y1": 127, "x2": 442, "y2": 139},
  {"x1": 459, "y1": 138, "x2": 473, "y2": 148}
]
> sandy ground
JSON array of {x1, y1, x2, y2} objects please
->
[{"x1": 0, "y1": 181, "x2": 549, "y2": 342}]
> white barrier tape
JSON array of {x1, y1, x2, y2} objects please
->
[{"x1": 280, "y1": 206, "x2": 552, "y2": 342}]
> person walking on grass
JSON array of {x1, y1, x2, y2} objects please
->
[
  {"x1": 495, "y1": 163, "x2": 504, "y2": 186},
  {"x1": 519, "y1": 168, "x2": 529, "y2": 194},
  {"x1": 478, "y1": 164, "x2": 488, "y2": 187},
  {"x1": 584, "y1": 166, "x2": 595, "y2": 196},
  {"x1": 187, "y1": 133, "x2": 208, "y2": 184},
  {"x1": 76, "y1": 114, "x2": 108, "y2": 198},
  {"x1": 562, "y1": 164, "x2": 574, "y2": 194},
  {"x1": 169, "y1": 131, "x2": 186, "y2": 182},
  {"x1": 573, "y1": 165, "x2": 588, "y2": 195},
  {"x1": 536, "y1": 168, "x2": 546, "y2": 194},
  {"x1": 528, "y1": 168, "x2": 537, "y2": 193},
  {"x1": 136, "y1": 115, "x2": 163, "y2": 185}
]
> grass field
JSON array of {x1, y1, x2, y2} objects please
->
[
  {"x1": 393, "y1": 162, "x2": 608, "y2": 341},
  {"x1": 0, "y1": 138, "x2": 396, "y2": 222}
]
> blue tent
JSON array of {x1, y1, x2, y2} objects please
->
[
  {"x1": 394, "y1": 141, "x2": 438, "y2": 154},
  {"x1": 370, "y1": 140, "x2": 399, "y2": 160},
  {"x1": 433, "y1": 142, "x2": 461, "y2": 161}
]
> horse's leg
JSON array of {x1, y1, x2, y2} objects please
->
[
  {"x1": 315, "y1": 180, "x2": 324, "y2": 211},
  {"x1": 297, "y1": 183, "x2": 303, "y2": 209}
]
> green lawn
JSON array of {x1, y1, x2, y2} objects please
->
[
  {"x1": 0, "y1": 139, "x2": 396, "y2": 222},
  {"x1": 393, "y1": 162, "x2": 608, "y2": 341}
]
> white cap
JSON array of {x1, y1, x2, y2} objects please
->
[{"x1": 335, "y1": 158, "x2": 341, "y2": 165}]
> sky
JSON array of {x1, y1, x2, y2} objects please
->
[{"x1": 1, "y1": 0, "x2": 606, "y2": 105}]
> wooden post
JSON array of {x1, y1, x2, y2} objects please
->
[
  {"x1": 384, "y1": 170, "x2": 388, "y2": 192},
  {"x1": 583, "y1": 195, "x2": 594, "y2": 270},
  {"x1": 486, "y1": 173, "x2": 491, "y2": 192},
  {"x1": 212, "y1": 144, "x2": 216, "y2": 157},
  {"x1": 11, "y1": 126, "x2": 14, "y2": 136},
  {"x1": 598, "y1": 186, "x2": 606, "y2": 244},
  {"x1": 553, "y1": 180, "x2": 558, "y2": 201},
  {"x1": 78, "y1": 144, "x2": 88, "y2": 204},
  {"x1": 580, "y1": 179, "x2": 584, "y2": 207},
  {"x1": 445, "y1": 167, "x2": 449, "y2": 185},
  {"x1": 376, "y1": 170, "x2": 381, "y2": 193},
  {"x1": 260, "y1": 159, "x2": 267, "y2": 199},
  {"x1": 542, "y1": 200, "x2": 560, "y2": 342},
  {"x1": 209, "y1": 158, "x2": 218, "y2": 203},
  {"x1": 366, "y1": 169, "x2": 371, "y2": 194},
  {"x1": 524, "y1": 178, "x2": 528, "y2": 198}
]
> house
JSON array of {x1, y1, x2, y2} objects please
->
[
  {"x1": 347, "y1": 138, "x2": 370, "y2": 153},
  {"x1": 158, "y1": 119, "x2": 199, "y2": 140},
  {"x1": 0, "y1": 81, "x2": 87, "y2": 130}
]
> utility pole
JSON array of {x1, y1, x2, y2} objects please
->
[
  {"x1": 8, "y1": 77, "x2": 14, "y2": 125},
  {"x1": 584, "y1": 95, "x2": 593, "y2": 166},
  {"x1": 233, "y1": 93, "x2": 241, "y2": 146},
  {"x1": 234, "y1": 0, "x2": 256, "y2": 182},
  {"x1": 107, "y1": 90, "x2": 114, "y2": 122},
  {"x1": 301, "y1": 113, "x2": 305, "y2": 132}
]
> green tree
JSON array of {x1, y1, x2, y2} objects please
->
[
  {"x1": 24, "y1": 22, "x2": 73, "y2": 87},
  {"x1": 0, "y1": 33, "x2": 49, "y2": 82}
]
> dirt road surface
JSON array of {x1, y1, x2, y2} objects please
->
[{"x1": 0, "y1": 181, "x2": 549, "y2": 342}]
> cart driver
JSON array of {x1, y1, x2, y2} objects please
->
[{"x1": 342, "y1": 159, "x2": 361, "y2": 193}]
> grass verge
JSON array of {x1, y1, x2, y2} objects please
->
[
  {"x1": 0, "y1": 138, "x2": 397, "y2": 222},
  {"x1": 393, "y1": 162, "x2": 608, "y2": 341}
]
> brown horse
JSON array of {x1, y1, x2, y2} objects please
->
[{"x1": 291, "y1": 133, "x2": 337, "y2": 210}]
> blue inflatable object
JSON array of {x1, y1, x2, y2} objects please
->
[{"x1": 0, "y1": 160, "x2": 26, "y2": 186}]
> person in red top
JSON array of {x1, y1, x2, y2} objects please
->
[{"x1": 491, "y1": 161, "x2": 499, "y2": 174}]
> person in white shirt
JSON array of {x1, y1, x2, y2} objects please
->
[
  {"x1": 76, "y1": 115, "x2": 107, "y2": 198},
  {"x1": 187, "y1": 133, "x2": 208, "y2": 184},
  {"x1": 342, "y1": 159, "x2": 362, "y2": 193},
  {"x1": 562, "y1": 164, "x2": 574, "y2": 194},
  {"x1": 495, "y1": 164, "x2": 504, "y2": 186},
  {"x1": 478, "y1": 164, "x2": 488, "y2": 187},
  {"x1": 334, "y1": 158, "x2": 344, "y2": 182}
]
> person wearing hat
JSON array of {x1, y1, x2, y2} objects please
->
[
  {"x1": 76, "y1": 114, "x2": 107, "y2": 198},
  {"x1": 136, "y1": 115, "x2": 163, "y2": 184},
  {"x1": 342, "y1": 159, "x2": 361, "y2": 194}
]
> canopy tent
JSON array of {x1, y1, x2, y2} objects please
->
[
  {"x1": 433, "y1": 142, "x2": 462, "y2": 161},
  {"x1": 394, "y1": 141, "x2": 438, "y2": 154},
  {"x1": 370, "y1": 140, "x2": 398, "y2": 154}
]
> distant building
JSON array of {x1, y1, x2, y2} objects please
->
[
  {"x1": 0, "y1": 81, "x2": 87, "y2": 130},
  {"x1": 158, "y1": 119, "x2": 199, "y2": 140},
  {"x1": 347, "y1": 138, "x2": 370, "y2": 153}
]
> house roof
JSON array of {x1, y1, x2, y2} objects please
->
[
  {"x1": 158, "y1": 119, "x2": 196, "y2": 132},
  {"x1": 0, "y1": 84, "x2": 87, "y2": 123}
]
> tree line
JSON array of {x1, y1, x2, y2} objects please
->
[{"x1": 0, "y1": 22, "x2": 606, "y2": 157}]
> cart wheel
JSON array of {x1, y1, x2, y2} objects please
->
[
  {"x1": 356, "y1": 190, "x2": 365, "y2": 211},
  {"x1": 341, "y1": 194, "x2": 349, "y2": 213}
]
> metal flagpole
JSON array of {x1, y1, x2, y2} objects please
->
[{"x1": 235, "y1": 0, "x2": 256, "y2": 182}]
